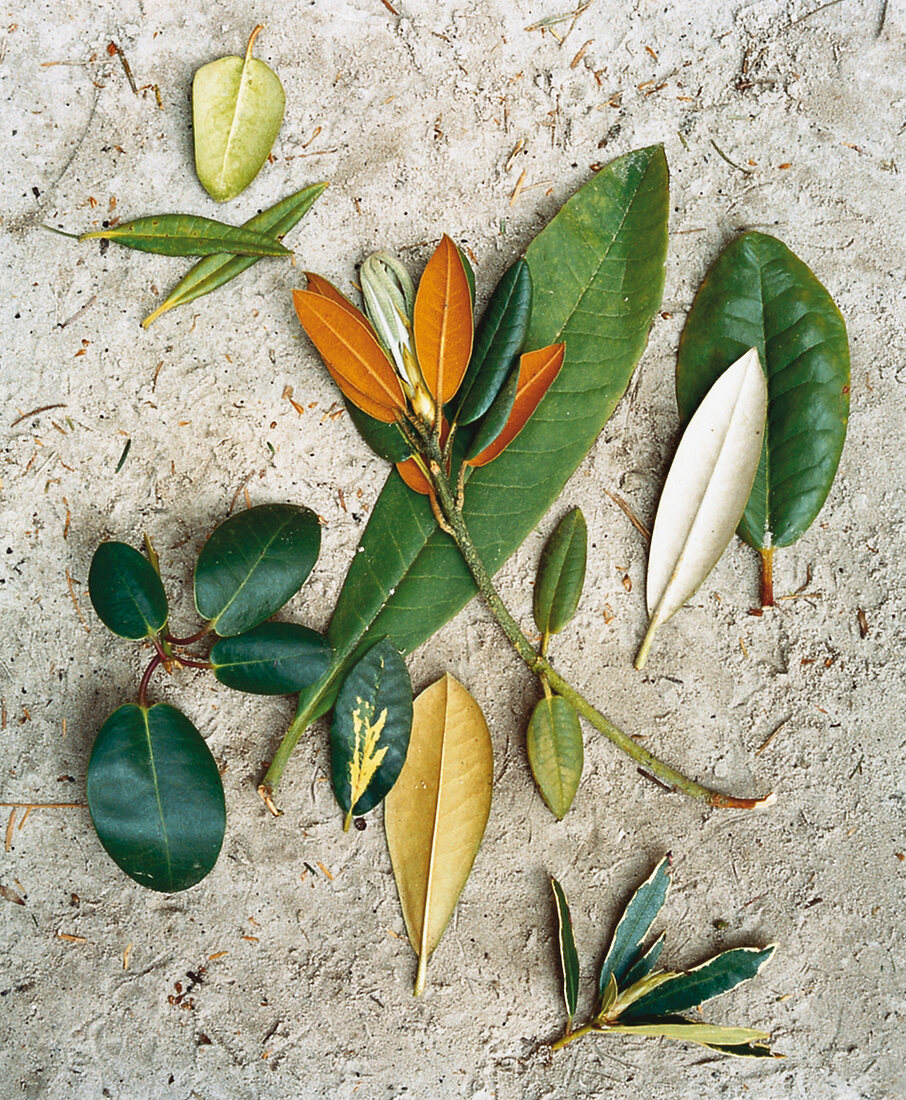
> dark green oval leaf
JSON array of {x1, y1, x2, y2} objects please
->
[
  {"x1": 455, "y1": 258, "x2": 532, "y2": 425},
  {"x1": 195, "y1": 503, "x2": 321, "y2": 637},
  {"x1": 143, "y1": 183, "x2": 326, "y2": 327},
  {"x1": 345, "y1": 400, "x2": 413, "y2": 463},
  {"x1": 86, "y1": 703, "x2": 225, "y2": 892},
  {"x1": 677, "y1": 231, "x2": 849, "y2": 549},
  {"x1": 598, "y1": 855, "x2": 670, "y2": 998},
  {"x1": 551, "y1": 877, "x2": 580, "y2": 1019},
  {"x1": 534, "y1": 507, "x2": 587, "y2": 635},
  {"x1": 210, "y1": 622, "x2": 332, "y2": 695},
  {"x1": 621, "y1": 945, "x2": 775, "y2": 1020},
  {"x1": 80, "y1": 215, "x2": 292, "y2": 258},
  {"x1": 330, "y1": 638, "x2": 413, "y2": 830},
  {"x1": 88, "y1": 541, "x2": 168, "y2": 639},
  {"x1": 464, "y1": 364, "x2": 518, "y2": 461},
  {"x1": 527, "y1": 695, "x2": 583, "y2": 820}
]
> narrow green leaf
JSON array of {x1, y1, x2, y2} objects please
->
[
  {"x1": 605, "y1": 970, "x2": 677, "y2": 1019},
  {"x1": 455, "y1": 258, "x2": 532, "y2": 425},
  {"x1": 551, "y1": 878, "x2": 580, "y2": 1019},
  {"x1": 80, "y1": 214, "x2": 292, "y2": 257},
  {"x1": 621, "y1": 931, "x2": 666, "y2": 988},
  {"x1": 88, "y1": 541, "x2": 168, "y2": 639},
  {"x1": 289, "y1": 147, "x2": 669, "y2": 732},
  {"x1": 527, "y1": 696, "x2": 583, "y2": 819},
  {"x1": 143, "y1": 183, "x2": 326, "y2": 327},
  {"x1": 464, "y1": 364, "x2": 518, "y2": 461},
  {"x1": 86, "y1": 703, "x2": 226, "y2": 892},
  {"x1": 211, "y1": 622, "x2": 332, "y2": 694},
  {"x1": 605, "y1": 1021, "x2": 771, "y2": 1048},
  {"x1": 677, "y1": 231, "x2": 849, "y2": 550},
  {"x1": 457, "y1": 246, "x2": 476, "y2": 306},
  {"x1": 621, "y1": 945, "x2": 775, "y2": 1020},
  {"x1": 194, "y1": 504, "x2": 321, "y2": 637},
  {"x1": 330, "y1": 639, "x2": 413, "y2": 829},
  {"x1": 345, "y1": 401, "x2": 413, "y2": 463},
  {"x1": 598, "y1": 856, "x2": 670, "y2": 998},
  {"x1": 193, "y1": 26, "x2": 285, "y2": 203},
  {"x1": 534, "y1": 507, "x2": 587, "y2": 635}
]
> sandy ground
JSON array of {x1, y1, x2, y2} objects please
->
[{"x1": 2, "y1": 1, "x2": 905, "y2": 1097}]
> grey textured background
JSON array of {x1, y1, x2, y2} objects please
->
[{"x1": 1, "y1": 1, "x2": 904, "y2": 1097}]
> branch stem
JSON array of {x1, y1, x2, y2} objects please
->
[{"x1": 759, "y1": 547, "x2": 775, "y2": 607}]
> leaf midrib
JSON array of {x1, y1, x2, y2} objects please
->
[
  {"x1": 209, "y1": 513, "x2": 297, "y2": 628},
  {"x1": 140, "y1": 707, "x2": 173, "y2": 887}
]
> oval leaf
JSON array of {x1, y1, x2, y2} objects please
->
[
  {"x1": 88, "y1": 541, "x2": 168, "y2": 639},
  {"x1": 384, "y1": 674, "x2": 493, "y2": 995},
  {"x1": 455, "y1": 258, "x2": 532, "y2": 425},
  {"x1": 143, "y1": 183, "x2": 326, "y2": 327},
  {"x1": 551, "y1": 878, "x2": 580, "y2": 1020},
  {"x1": 527, "y1": 695, "x2": 584, "y2": 820},
  {"x1": 677, "y1": 231, "x2": 850, "y2": 550},
  {"x1": 330, "y1": 638, "x2": 413, "y2": 830},
  {"x1": 194, "y1": 503, "x2": 321, "y2": 637},
  {"x1": 210, "y1": 622, "x2": 332, "y2": 695},
  {"x1": 193, "y1": 26, "x2": 285, "y2": 203},
  {"x1": 413, "y1": 235, "x2": 474, "y2": 405},
  {"x1": 635, "y1": 349, "x2": 767, "y2": 669},
  {"x1": 293, "y1": 289, "x2": 405, "y2": 422},
  {"x1": 534, "y1": 507, "x2": 588, "y2": 635},
  {"x1": 80, "y1": 215, "x2": 291, "y2": 257},
  {"x1": 86, "y1": 703, "x2": 225, "y2": 892},
  {"x1": 345, "y1": 401, "x2": 413, "y2": 463},
  {"x1": 465, "y1": 342, "x2": 565, "y2": 467}
]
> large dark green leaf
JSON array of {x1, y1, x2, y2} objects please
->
[
  {"x1": 88, "y1": 542, "x2": 168, "y2": 639},
  {"x1": 210, "y1": 622, "x2": 332, "y2": 694},
  {"x1": 598, "y1": 856, "x2": 670, "y2": 997},
  {"x1": 527, "y1": 695, "x2": 584, "y2": 820},
  {"x1": 551, "y1": 877, "x2": 580, "y2": 1020},
  {"x1": 86, "y1": 703, "x2": 225, "y2": 892},
  {"x1": 455, "y1": 258, "x2": 532, "y2": 425},
  {"x1": 676, "y1": 232, "x2": 849, "y2": 549},
  {"x1": 330, "y1": 639, "x2": 412, "y2": 830},
  {"x1": 533, "y1": 508, "x2": 587, "y2": 635},
  {"x1": 621, "y1": 945, "x2": 775, "y2": 1020},
  {"x1": 194, "y1": 503, "x2": 320, "y2": 636},
  {"x1": 289, "y1": 146, "x2": 669, "y2": 731}
]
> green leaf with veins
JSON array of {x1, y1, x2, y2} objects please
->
[
  {"x1": 88, "y1": 541, "x2": 168, "y2": 639},
  {"x1": 210, "y1": 622, "x2": 332, "y2": 694}
]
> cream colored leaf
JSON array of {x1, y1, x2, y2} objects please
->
[
  {"x1": 605, "y1": 1021, "x2": 771, "y2": 1048},
  {"x1": 635, "y1": 348, "x2": 767, "y2": 669},
  {"x1": 384, "y1": 674, "x2": 493, "y2": 996}
]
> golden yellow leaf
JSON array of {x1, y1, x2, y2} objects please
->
[{"x1": 384, "y1": 674, "x2": 493, "y2": 995}]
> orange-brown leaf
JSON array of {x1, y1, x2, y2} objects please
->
[
  {"x1": 466, "y1": 343, "x2": 565, "y2": 467},
  {"x1": 304, "y1": 272, "x2": 375, "y2": 331},
  {"x1": 293, "y1": 289, "x2": 405, "y2": 423},
  {"x1": 413, "y1": 235, "x2": 473, "y2": 405}
]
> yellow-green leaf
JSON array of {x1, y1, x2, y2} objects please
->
[
  {"x1": 604, "y1": 1021, "x2": 771, "y2": 1048},
  {"x1": 384, "y1": 675, "x2": 493, "y2": 995}
]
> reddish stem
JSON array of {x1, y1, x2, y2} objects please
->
[
  {"x1": 138, "y1": 654, "x2": 162, "y2": 708},
  {"x1": 760, "y1": 547, "x2": 775, "y2": 608},
  {"x1": 173, "y1": 656, "x2": 212, "y2": 671},
  {"x1": 165, "y1": 626, "x2": 210, "y2": 646}
]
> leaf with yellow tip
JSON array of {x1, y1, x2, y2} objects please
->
[
  {"x1": 385, "y1": 674, "x2": 493, "y2": 995},
  {"x1": 330, "y1": 639, "x2": 412, "y2": 832},
  {"x1": 413, "y1": 235, "x2": 474, "y2": 405}
]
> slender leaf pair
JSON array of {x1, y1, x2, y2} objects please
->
[{"x1": 550, "y1": 858, "x2": 778, "y2": 1058}]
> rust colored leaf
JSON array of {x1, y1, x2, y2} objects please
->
[
  {"x1": 467, "y1": 343, "x2": 565, "y2": 467},
  {"x1": 293, "y1": 290, "x2": 405, "y2": 423},
  {"x1": 413, "y1": 235, "x2": 473, "y2": 405},
  {"x1": 303, "y1": 272, "x2": 375, "y2": 329}
]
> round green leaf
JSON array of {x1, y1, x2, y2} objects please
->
[
  {"x1": 88, "y1": 541, "x2": 169, "y2": 639},
  {"x1": 330, "y1": 639, "x2": 413, "y2": 826},
  {"x1": 86, "y1": 703, "x2": 225, "y2": 892},
  {"x1": 194, "y1": 503, "x2": 321, "y2": 637},
  {"x1": 527, "y1": 695, "x2": 583, "y2": 820},
  {"x1": 210, "y1": 622, "x2": 332, "y2": 695},
  {"x1": 533, "y1": 508, "x2": 587, "y2": 635},
  {"x1": 677, "y1": 231, "x2": 849, "y2": 549}
]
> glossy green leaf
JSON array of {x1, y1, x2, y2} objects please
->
[
  {"x1": 194, "y1": 503, "x2": 321, "y2": 637},
  {"x1": 345, "y1": 401, "x2": 413, "y2": 463},
  {"x1": 457, "y1": 246, "x2": 476, "y2": 306},
  {"x1": 86, "y1": 703, "x2": 225, "y2": 892},
  {"x1": 677, "y1": 231, "x2": 849, "y2": 550},
  {"x1": 330, "y1": 638, "x2": 413, "y2": 830},
  {"x1": 527, "y1": 696, "x2": 583, "y2": 819},
  {"x1": 455, "y1": 258, "x2": 532, "y2": 425},
  {"x1": 210, "y1": 622, "x2": 332, "y2": 695},
  {"x1": 534, "y1": 507, "x2": 587, "y2": 635},
  {"x1": 290, "y1": 146, "x2": 669, "y2": 732},
  {"x1": 598, "y1": 856, "x2": 670, "y2": 998},
  {"x1": 622, "y1": 945, "x2": 775, "y2": 1020},
  {"x1": 551, "y1": 877, "x2": 580, "y2": 1020},
  {"x1": 464, "y1": 363, "x2": 518, "y2": 461},
  {"x1": 88, "y1": 541, "x2": 168, "y2": 639},
  {"x1": 193, "y1": 26, "x2": 285, "y2": 203},
  {"x1": 143, "y1": 183, "x2": 326, "y2": 327},
  {"x1": 80, "y1": 215, "x2": 291, "y2": 257},
  {"x1": 621, "y1": 931, "x2": 666, "y2": 989}
]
